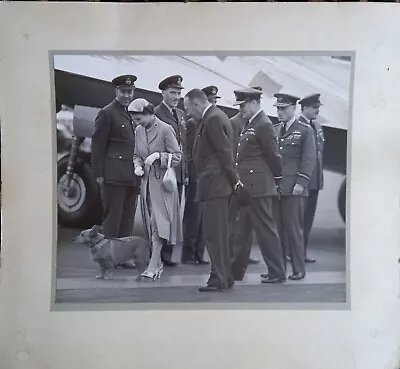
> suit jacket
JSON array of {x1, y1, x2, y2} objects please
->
[
  {"x1": 185, "y1": 116, "x2": 199, "y2": 182},
  {"x1": 91, "y1": 99, "x2": 140, "y2": 187},
  {"x1": 298, "y1": 115, "x2": 324, "y2": 190},
  {"x1": 230, "y1": 113, "x2": 246, "y2": 158},
  {"x1": 192, "y1": 105, "x2": 239, "y2": 202},
  {"x1": 154, "y1": 102, "x2": 187, "y2": 185},
  {"x1": 274, "y1": 118, "x2": 316, "y2": 196},
  {"x1": 235, "y1": 111, "x2": 282, "y2": 197}
]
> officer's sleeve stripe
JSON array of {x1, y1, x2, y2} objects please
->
[
  {"x1": 298, "y1": 172, "x2": 310, "y2": 180},
  {"x1": 274, "y1": 176, "x2": 282, "y2": 180}
]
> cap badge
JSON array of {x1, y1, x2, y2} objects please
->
[
  {"x1": 177, "y1": 77, "x2": 182, "y2": 85},
  {"x1": 212, "y1": 88, "x2": 216, "y2": 94},
  {"x1": 126, "y1": 78, "x2": 132, "y2": 85}
]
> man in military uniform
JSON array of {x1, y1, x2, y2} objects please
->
[
  {"x1": 154, "y1": 75, "x2": 188, "y2": 267},
  {"x1": 298, "y1": 93, "x2": 325, "y2": 263},
  {"x1": 229, "y1": 87, "x2": 264, "y2": 266},
  {"x1": 202, "y1": 85, "x2": 221, "y2": 106},
  {"x1": 271, "y1": 93, "x2": 316, "y2": 280},
  {"x1": 91, "y1": 75, "x2": 140, "y2": 246},
  {"x1": 230, "y1": 88, "x2": 286, "y2": 283},
  {"x1": 184, "y1": 88, "x2": 239, "y2": 292}
]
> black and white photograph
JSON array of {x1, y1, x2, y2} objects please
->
[{"x1": 54, "y1": 53, "x2": 352, "y2": 305}]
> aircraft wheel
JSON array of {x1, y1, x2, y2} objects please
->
[
  {"x1": 57, "y1": 156, "x2": 102, "y2": 228},
  {"x1": 338, "y1": 178, "x2": 346, "y2": 223}
]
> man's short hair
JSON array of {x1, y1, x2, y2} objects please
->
[{"x1": 185, "y1": 89, "x2": 209, "y2": 104}]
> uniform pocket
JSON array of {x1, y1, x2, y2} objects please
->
[
  {"x1": 283, "y1": 139, "x2": 301, "y2": 157},
  {"x1": 239, "y1": 170, "x2": 268, "y2": 197}
]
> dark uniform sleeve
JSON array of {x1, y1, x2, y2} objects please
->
[
  {"x1": 91, "y1": 109, "x2": 111, "y2": 178},
  {"x1": 206, "y1": 115, "x2": 239, "y2": 187},
  {"x1": 256, "y1": 123, "x2": 283, "y2": 184},
  {"x1": 297, "y1": 125, "x2": 317, "y2": 188}
]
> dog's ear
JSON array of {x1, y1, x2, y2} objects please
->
[{"x1": 90, "y1": 225, "x2": 100, "y2": 237}]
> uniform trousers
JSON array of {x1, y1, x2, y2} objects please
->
[
  {"x1": 101, "y1": 184, "x2": 139, "y2": 238},
  {"x1": 273, "y1": 196, "x2": 306, "y2": 275},
  {"x1": 303, "y1": 190, "x2": 319, "y2": 255},
  {"x1": 161, "y1": 182, "x2": 185, "y2": 262},
  {"x1": 231, "y1": 196, "x2": 285, "y2": 281},
  {"x1": 200, "y1": 196, "x2": 234, "y2": 290},
  {"x1": 181, "y1": 179, "x2": 206, "y2": 262}
]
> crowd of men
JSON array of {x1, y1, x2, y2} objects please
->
[{"x1": 90, "y1": 72, "x2": 325, "y2": 292}]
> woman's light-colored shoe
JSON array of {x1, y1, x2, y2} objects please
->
[
  {"x1": 140, "y1": 270, "x2": 158, "y2": 281},
  {"x1": 155, "y1": 264, "x2": 164, "y2": 279}
]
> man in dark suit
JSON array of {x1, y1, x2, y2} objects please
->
[
  {"x1": 270, "y1": 93, "x2": 316, "y2": 280},
  {"x1": 154, "y1": 75, "x2": 188, "y2": 267},
  {"x1": 230, "y1": 88, "x2": 286, "y2": 283},
  {"x1": 181, "y1": 85, "x2": 222, "y2": 264},
  {"x1": 298, "y1": 94, "x2": 325, "y2": 263},
  {"x1": 91, "y1": 75, "x2": 140, "y2": 245},
  {"x1": 184, "y1": 89, "x2": 240, "y2": 292}
]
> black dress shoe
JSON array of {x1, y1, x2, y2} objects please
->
[
  {"x1": 305, "y1": 257, "x2": 316, "y2": 263},
  {"x1": 163, "y1": 260, "x2": 178, "y2": 267},
  {"x1": 198, "y1": 285, "x2": 223, "y2": 292},
  {"x1": 248, "y1": 257, "x2": 260, "y2": 265},
  {"x1": 196, "y1": 259, "x2": 210, "y2": 265},
  {"x1": 181, "y1": 259, "x2": 198, "y2": 265},
  {"x1": 261, "y1": 276, "x2": 286, "y2": 284},
  {"x1": 288, "y1": 272, "x2": 305, "y2": 280},
  {"x1": 260, "y1": 273, "x2": 269, "y2": 278}
]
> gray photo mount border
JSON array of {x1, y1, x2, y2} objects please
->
[{"x1": 49, "y1": 49, "x2": 355, "y2": 312}]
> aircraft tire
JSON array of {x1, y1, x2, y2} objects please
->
[
  {"x1": 338, "y1": 178, "x2": 346, "y2": 223},
  {"x1": 57, "y1": 156, "x2": 102, "y2": 228}
]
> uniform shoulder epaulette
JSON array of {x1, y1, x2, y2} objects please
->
[{"x1": 297, "y1": 120, "x2": 309, "y2": 128}]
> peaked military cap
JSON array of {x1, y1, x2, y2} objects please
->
[
  {"x1": 202, "y1": 85, "x2": 221, "y2": 99},
  {"x1": 298, "y1": 93, "x2": 323, "y2": 106},
  {"x1": 112, "y1": 74, "x2": 137, "y2": 88},
  {"x1": 233, "y1": 87, "x2": 263, "y2": 106},
  {"x1": 273, "y1": 93, "x2": 300, "y2": 107},
  {"x1": 158, "y1": 75, "x2": 184, "y2": 90}
]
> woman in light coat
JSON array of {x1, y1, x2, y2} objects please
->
[{"x1": 129, "y1": 98, "x2": 182, "y2": 280}]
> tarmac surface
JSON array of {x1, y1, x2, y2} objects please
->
[{"x1": 54, "y1": 171, "x2": 347, "y2": 305}]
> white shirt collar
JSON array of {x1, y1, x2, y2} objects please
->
[
  {"x1": 249, "y1": 109, "x2": 263, "y2": 124},
  {"x1": 202, "y1": 103, "x2": 213, "y2": 118},
  {"x1": 162, "y1": 100, "x2": 173, "y2": 113}
]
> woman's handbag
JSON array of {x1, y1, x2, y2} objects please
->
[{"x1": 162, "y1": 153, "x2": 177, "y2": 192}]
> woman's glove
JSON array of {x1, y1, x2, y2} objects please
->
[
  {"x1": 134, "y1": 166, "x2": 144, "y2": 177},
  {"x1": 144, "y1": 152, "x2": 160, "y2": 167}
]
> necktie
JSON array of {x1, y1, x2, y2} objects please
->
[
  {"x1": 172, "y1": 108, "x2": 182, "y2": 149},
  {"x1": 281, "y1": 122, "x2": 287, "y2": 136}
]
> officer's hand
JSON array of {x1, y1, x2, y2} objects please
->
[
  {"x1": 134, "y1": 166, "x2": 144, "y2": 177},
  {"x1": 144, "y1": 152, "x2": 161, "y2": 167},
  {"x1": 96, "y1": 177, "x2": 104, "y2": 185},
  {"x1": 292, "y1": 183, "x2": 304, "y2": 196}
]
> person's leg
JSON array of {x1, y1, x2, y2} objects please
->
[
  {"x1": 101, "y1": 184, "x2": 124, "y2": 238},
  {"x1": 303, "y1": 190, "x2": 319, "y2": 262},
  {"x1": 200, "y1": 197, "x2": 232, "y2": 290},
  {"x1": 282, "y1": 196, "x2": 306, "y2": 278},
  {"x1": 118, "y1": 185, "x2": 140, "y2": 237},
  {"x1": 230, "y1": 203, "x2": 253, "y2": 281},
  {"x1": 181, "y1": 180, "x2": 198, "y2": 262},
  {"x1": 252, "y1": 196, "x2": 286, "y2": 281}
]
